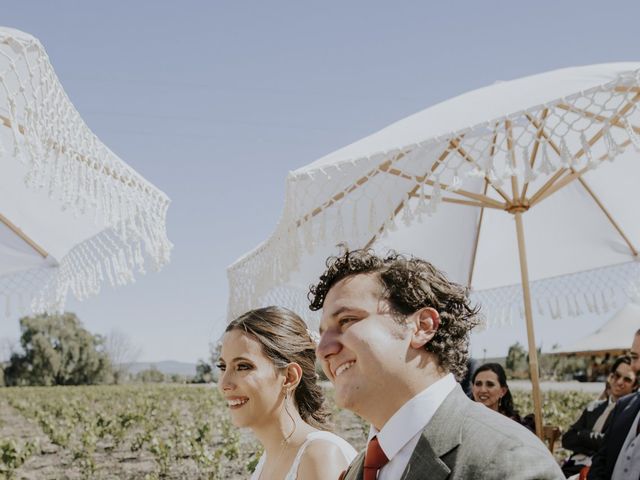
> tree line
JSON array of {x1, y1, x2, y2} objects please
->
[{"x1": 0, "y1": 313, "x2": 212, "y2": 386}]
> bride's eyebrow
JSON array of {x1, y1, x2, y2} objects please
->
[{"x1": 231, "y1": 356, "x2": 253, "y2": 363}]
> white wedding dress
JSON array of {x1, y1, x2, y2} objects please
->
[{"x1": 250, "y1": 431, "x2": 357, "y2": 480}]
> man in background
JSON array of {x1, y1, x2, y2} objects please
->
[{"x1": 588, "y1": 329, "x2": 640, "y2": 479}]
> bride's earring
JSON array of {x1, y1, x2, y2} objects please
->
[{"x1": 283, "y1": 388, "x2": 296, "y2": 443}]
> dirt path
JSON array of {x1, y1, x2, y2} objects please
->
[{"x1": 0, "y1": 398, "x2": 67, "y2": 479}]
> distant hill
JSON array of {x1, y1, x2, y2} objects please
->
[{"x1": 126, "y1": 361, "x2": 198, "y2": 376}]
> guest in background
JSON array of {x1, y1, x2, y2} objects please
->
[
  {"x1": 472, "y1": 363, "x2": 522, "y2": 422},
  {"x1": 562, "y1": 355, "x2": 638, "y2": 477}
]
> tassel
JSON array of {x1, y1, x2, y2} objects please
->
[
  {"x1": 603, "y1": 124, "x2": 621, "y2": 161},
  {"x1": 537, "y1": 141, "x2": 555, "y2": 175},
  {"x1": 624, "y1": 118, "x2": 640, "y2": 152},
  {"x1": 401, "y1": 193, "x2": 413, "y2": 226},
  {"x1": 601, "y1": 291, "x2": 609, "y2": 313},
  {"x1": 447, "y1": 170, "x2": 462, "y2": 191},
  {"x1": 522, "y1": 146, "x2": 537, "y2": 182},
  {"x1": 333, "y1": 208, "x2": 345, "y2": 241},
  {"x1": 302, "y1": 216, "x2": 313, "y2": 254},
  {"x1": 583, "y1": 292, "x2": 594, "y2": 313},
  {"x1": 468, "y1": 166, "x2": 485, "y2": 178},
  {"x1": 416, "y1": 183, "x2": 428, "y2": 216},
  {"x1": 318, "y1": 210, "x2": 326, "y2": 243},
  {"x1": 566, "y1": 296, "x2": 575, "y2": 316},
  {"x1": 351, "y1": 203, "x2": 359, "y2": 240},
  {"x1": 581, "y1": 132, "x2": 597, "y2": 169},
  {"x1": 368, "y1": 201, "x2": 377, "y2": 234},
  {"x1": 386, "y1": 196, "x2": 397, "y2": 232},
  {"x1": 559, "y1": 139, "x2": 572, "y2": 167},
  {"x1": 550, "y1": 298, "x2": 561, "y2": 320},
  {"x1": 427, "y1": 181, "x2": 442, "y2": 215}
]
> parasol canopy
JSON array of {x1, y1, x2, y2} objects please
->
[
  {"x1": 0, "y1": 26, "x2": 172, "y2": 315},
  {"x1": 549, "y1": 302, "x2": 640, "y2": 357}
]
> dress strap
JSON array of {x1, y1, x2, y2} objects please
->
[{"x1": 286, "y1": 431, "x2": 356, "y2": 480}]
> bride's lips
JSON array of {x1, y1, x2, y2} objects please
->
[{"x1": 226, "y1": 396, "x2": 249, "y2": 409}]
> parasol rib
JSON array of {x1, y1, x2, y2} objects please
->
[
  {"x1": 467, "y1": 126, "x2": 500, "y2": 288},
  {"x1": 296, "y1": 153, "x2": 406, "y2": 226},
  {"x1": 576, "y1": 176, "x2": 639, "y2": 256},
  {"x1": 526, "y1": 93, "x2": 640, "y2": 206},
  {"x1": 450, "y1": 138, "x2": 512, "y2": 203},
  {"x1": 556, "y1": 104, "x2": 640, "y2": 134},
  {"x1": 614, "y1": 86, "x2": 640, "y2": 93},
  {"x1": 0, "y1": 115, "x2": 155, "y2": 194},
  {"x1": 530, "y1": 167, "x2": 590, "y2": 207},
  {"x1": 407, "y1": 192, "x2": 503, "y2": 209},
  {"x1": 363, "y1": 139, "x2": 469, "y2": 249},
  {"x1": 505, "y1": 120, "x2": 520, "y2": 204},
  {"x1": 467, "y1": 178, "x2": 490, "y2": 288},
  {"x1": 382, "y1": 167, "x2": 505, "y2": 209},
  {"x1": 0, "y1": 212, "x2": 48, "y2": 258}
]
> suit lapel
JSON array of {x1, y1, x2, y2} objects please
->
[
  {"x1": 342, "y1": 450, "x2": 365, "y2": 480},
  {"x1": 400, "y1": 385, "x2": 466, "y2": 480},
  {"x1": 400, "y1": 433, "x2": 451, "y2": 480}
]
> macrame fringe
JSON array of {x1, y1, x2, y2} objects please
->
[{"x1": 0, "y1": 28, "x2": 172, "y2": 314}]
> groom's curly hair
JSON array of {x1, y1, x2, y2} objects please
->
[{"x1": 308, "y1": 248, "x2": 480, "y2": 380}]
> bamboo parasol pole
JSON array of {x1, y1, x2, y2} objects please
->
[{"x1": 514, "y1": 210, "x2": 544, "y2": 438}]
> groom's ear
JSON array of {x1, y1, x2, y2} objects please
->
[
  {"x1": 409, "y1": 307, "x2": 440, "y2": 349},
  {"x1": 282, "y1": 362, "x2": 303, "y2": 390}
]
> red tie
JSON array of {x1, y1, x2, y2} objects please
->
[{"x1": 364, "y1": 436, "x2": 389, "y2": 480}]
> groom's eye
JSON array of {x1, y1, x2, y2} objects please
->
[{"x1": 338, "y1": 317, "x2": 357, "y2": 328}]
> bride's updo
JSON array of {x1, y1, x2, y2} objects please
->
[{"x1": 225, "y1": 306, "x2": 328, "y2": 427}]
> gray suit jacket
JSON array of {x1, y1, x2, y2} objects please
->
[{"x1": 341, "y1": 385, "x2": 563, "y2": 480}]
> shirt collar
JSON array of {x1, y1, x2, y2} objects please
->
[{"x1": 368, "y1": 373, "x2": 457, "y2": 460}]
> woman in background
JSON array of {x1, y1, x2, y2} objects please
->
[
  {"x1": 472, "y1": 362, "x2": 522, "y2": 422},
  {"x1": 217, "y1": 306, "x2": 356, "y2": 480}
]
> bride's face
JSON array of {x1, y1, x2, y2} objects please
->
[{"x1": 217, "y1": 329, "x2": 286, "y2": 428}]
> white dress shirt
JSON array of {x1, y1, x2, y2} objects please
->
[{"x1": 367, "y1": 373, "x2": 457, "y2": 480}]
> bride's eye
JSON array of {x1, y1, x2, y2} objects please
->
[
  {"x1": 237, "y1": 363, "x2": 253, "y2": 371},
  {"x1": 216, "y1": 363, "x2": 226, "y2": 372}
]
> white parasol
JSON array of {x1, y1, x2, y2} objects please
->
[
  {"x1": 228, "y1": 62, "x2": 640, "y2": 436},
  {"x1": 0, "y1": 27, "x2": 171, "y2": 315}
]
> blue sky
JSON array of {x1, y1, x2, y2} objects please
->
[{"x1": 1, "y1": 1, "x2": 638, "y2": 362}]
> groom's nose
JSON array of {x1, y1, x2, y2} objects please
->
[{"x1": 317, "y1": 328, "x2": 343, "y2": 362}]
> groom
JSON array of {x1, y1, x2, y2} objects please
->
[{"x1": 311, "y1": 249, "x2": 563, "y2": 479}]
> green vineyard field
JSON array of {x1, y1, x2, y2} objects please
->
[{"x1": 0, "y1": 384, "x2": 595, "y2": 479}]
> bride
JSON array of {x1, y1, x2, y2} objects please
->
[{"x1": 217, "y1": 306, "x2": 356, "y2": 479}]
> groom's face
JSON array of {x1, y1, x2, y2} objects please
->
[{"x1": 317, "y1": 273, "x2": 413, "y2": 425}]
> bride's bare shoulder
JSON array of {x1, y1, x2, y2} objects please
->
[{"x1": 296, "y1": 439, "x2": 350, "y2": 480}]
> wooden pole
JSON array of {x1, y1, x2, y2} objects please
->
[
  {"x1": 514, "y1": 211, "x2": 544, "y2": 439},
  {"x1": 0, "y1": 213, "x2": 48, "y2": 258}
]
